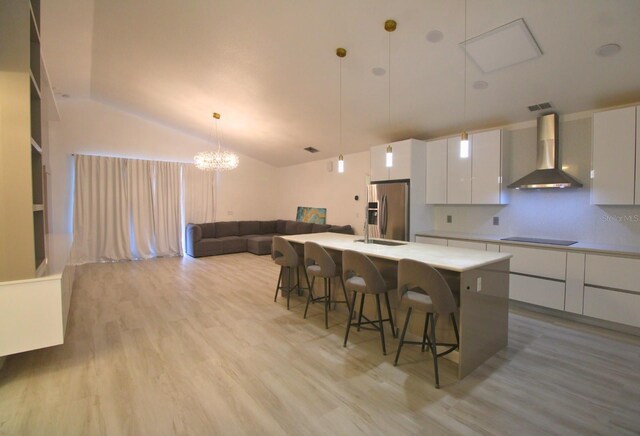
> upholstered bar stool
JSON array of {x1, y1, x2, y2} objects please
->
[
  {"x1": 394, "y1": 258, "x2": 460, "y2": 388},
  {"x1": 303, "y1": 241, "x2": 351, "y2": 329},
  {"x1": 272, "y1": 236, "x2": 311, "y2": 310},
  {"x1": 342, "y1": 250, "x2": 397, "y2": 355}
]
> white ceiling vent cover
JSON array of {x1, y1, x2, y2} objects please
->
[{"x1": 461, "y1": 18, "x2": 542, "y2": 73}]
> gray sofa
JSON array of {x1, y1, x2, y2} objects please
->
[{"x1": 185, "y1": 220, "x2": 354, "y2": 258}]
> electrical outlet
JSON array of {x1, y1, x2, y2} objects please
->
[
  {"x1": 477, "y1": 277, "x2": 482, "y2": 292},
  {"x1": 447, "y1": 215, "x2": 452, "y2": 223},
  {"x1": 227, "y1": 210, "x2": 233, "y2": 216},
  {"x1": 493, "y1": 216, "x2": 499, "y2": 225}
]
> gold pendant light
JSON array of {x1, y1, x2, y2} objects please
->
[
  {"x1": 385, "y1": 19, "x2": 396, "y2": 168},
  {"x1": 337, "y1": 47, "x2": 347, "y2": 173},
  {"x1": 460, "y1": 0, "x2": 469, "y2": 159}
]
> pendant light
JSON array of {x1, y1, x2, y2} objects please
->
[
  {"x1": 194, "y1": 113, "x2": 240, "y2": 171},
  {"x1": 337, "y1": 47, "x2": 347, "y2": 173},
  {"x1": 385, "y1": 19, "x2": 396, "y2": 168},
  {"x1": 460, "y1": 0, "x2": 469, "y2": 159}
]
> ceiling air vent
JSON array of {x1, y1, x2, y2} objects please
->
[
  {"x1": 528, "y1": 102, "x2": 552, "y2": 112},
  {"x1": 304, "y1": 147, "x2": 320, "y2": 153}
]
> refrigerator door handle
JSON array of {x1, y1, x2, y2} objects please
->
[{"x1": 380, "y1": 194, "x2": 388, "y2": 236}]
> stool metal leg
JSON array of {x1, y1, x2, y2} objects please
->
[
  {"x1": 340, "y1": 276, "x2": 351, "y2": 315},
  {"x1": 375, "y1": 294, "x2": 387, "y2": 355},
  {"x1": 394, "y1": 306, "x2": 412, "y2": 366},
  {"x1": 421, "y1": 313, "x2": 430, "y2": 352},
  {"x1": 303, "y1": 273, "x2": 313, "y2": 319},
  {"x1": 384, "y1": 292, "x2": 397, "y2": 338},
  {"x1": 286, "y1": 267, "x2": 292, "y2": 310},
  {"x1": 274, "y1": 267, "x2": 283, "y2": 302},
  {"x1": 429, "y1": 313, "x2": 440, "y2": 388},
  {"x1": 357, "y1": 294, "x2": 366, "y2": 332},
  {"x1": 343, "y1": 291, "x2": 358, "y2": 347},
  {"x1": 324, "y1": 277, "x2": 329, "y2": 329}
]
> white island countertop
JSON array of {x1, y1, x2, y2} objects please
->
[{"x1": 282, "y1": 233, "x2": 512, "y2": 273}]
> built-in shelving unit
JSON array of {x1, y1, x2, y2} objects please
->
[
  {"x1": 29, "y1": 0, "x2": 46, "y2": 274},
  {"x1": 1, "y1": 0, "x2": 74, "y2": 359}
]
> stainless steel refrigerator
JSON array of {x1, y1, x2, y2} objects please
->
[{"x1": 367, "y1": 182, "x2": 409, "y2": 241}]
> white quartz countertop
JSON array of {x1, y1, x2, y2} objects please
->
[
  {"x1": 416, "y1": 230, "x2": 640, "y2": 257},
  {"x1": 282, "y1": 233, "x2": 511, "y2": 272}
]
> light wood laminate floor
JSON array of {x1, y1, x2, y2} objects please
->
[{"x1": 1, "y1": 253, "x2": 639, "y2": 435}]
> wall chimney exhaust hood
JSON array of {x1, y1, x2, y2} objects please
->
[{"x1": 508, "y1": 113, "x2": 583, "y2": 189}]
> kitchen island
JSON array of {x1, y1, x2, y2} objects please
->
[{"x1": 282, "y1": 232, "x2": 512, "y2": 379}]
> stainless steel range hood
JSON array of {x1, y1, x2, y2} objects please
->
[{"x1": 508, "y1": 113, "x2": 583, "y2": 189}]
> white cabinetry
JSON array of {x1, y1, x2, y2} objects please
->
[
  {"x1": 471, "y1": 130, "x2": 502, "y2": 204},
  {"x1": 425, "y1": 139, "x2": 447, "y2": 204},
  {"x1": 583, "y1": 254, "x2": 640, "y2": 328},
  {"x1": 447, "y1": 239, "x2": 487, "y2": 250},
  {"x1": 591, "y1": 106, "x2": 637, "y2": 205},
  {"x1": 415, "y1": 236, "x2": 448, "y2": 246},
  {"x1": 370, "y1": 139, "x2": 416, "y2": 182},
  {"x1": 447, "y1": 136, "x2": 472, "y2": 204},
  {"x1": 426, "y1": 129, "x2": 505, "y2": 205},
  {"x1": 500, "y1": 245, "x2": 567, "y2": 310}
]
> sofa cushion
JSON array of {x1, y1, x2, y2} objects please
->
[
  {"x1": 296, "y1": 222, "x2": 313, "y2": 234},
  {"x1": 246, "y1": 235, "x2": 273, "y2": 255},
  {"x1": 285, "y1": 221, "x2": 299, "y2": 235},
  {"x1": 328, "y1": 225, "x2": 354, "y2": 234},
  {"x1": 217, "y1": 236, "x2": 247, "y2": 253},
  {"x1": 195, "y1": 238, "x2": 223, "y2": 257},
  {"x1": 259, "y1": 220, "x2": 277, "y2": 234},
  {"x1": 200, "y1": 223, "x2": 216, "y2": 239},
  {"x1": 215, "y1": 221, "x2": 239, "y2": 237},
  {"x1": 276, "y1": 220, "x2": 288, "y2": 234},
  {"x1": 311, "y1": 223, "x2": 331, "y2": 233},
  {"x1": 239, "y1": 221, "x2": 260, "y2": 236}
]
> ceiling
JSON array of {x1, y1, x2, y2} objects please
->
[{"x1": 42, "y1": 0, "x2": 640, "y2": 167}]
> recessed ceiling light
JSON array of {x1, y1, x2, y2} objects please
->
[
  {"x1": 472, "y1": 80, "x2": 489, "y2": 90},
  {"x1": 595, "y1": 43, "x2": 621, "y2": 57},
  {"x1": 426, "y1": 30, "x2": 444, "y2": 43},
  {"x1": 372, "y1": 67, "x2": 386, "y2": 76}
]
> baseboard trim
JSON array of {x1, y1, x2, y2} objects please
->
[{"x1": 510, "y1": 300, "x2": 640, "y2": 337}]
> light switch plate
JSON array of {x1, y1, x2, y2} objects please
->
[
  {"x1": 493, "y1": 216, "x2": 499, "y2": 225},
  {"x1": 447, "y1": 215, "x2": 452, "y2": 223}
]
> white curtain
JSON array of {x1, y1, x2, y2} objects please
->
[
  {"x1": 71, "y1": 155, "x2": 184, "y2": 263},
  {"x1": 182, "y1": 163, "x2": 216, "y2": 225},
  {"x1": 154, "y1": 161, "x2": 182, "y2": 256},
  {"x1": 71, "y1": 155, "x2": 132, "y2": 263},
  {"x1": 128, "y1": 159, "x2": 155, "y2": 259}
]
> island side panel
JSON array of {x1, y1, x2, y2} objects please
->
[{"x1": 458, "y1": 259, "x2": 510, "y2": 379}]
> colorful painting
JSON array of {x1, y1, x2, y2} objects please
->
[{"x1": 296, "y1": 207, "x2": 327, "y2": 224}]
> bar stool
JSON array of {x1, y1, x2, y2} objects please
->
[
  {"x1": 303, "y1": 241, "x2": 351, "y2": 329},
  {"x1": 272, "y1": 236, "x2": 311, "y2": 310},
  {"x1": 342, "y1": 250, "x2": 397, "y2": 355},
  {"x1": 394, "y1": 258, "x2": 459, "y2": 388}
]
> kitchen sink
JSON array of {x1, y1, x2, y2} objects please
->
[{"x1": 354, "y1": 239, "x2": 407, "y2": 246}]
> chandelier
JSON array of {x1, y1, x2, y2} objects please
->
[{"x1": 194, "y1": 113, "x2": 239, "y2": 171}]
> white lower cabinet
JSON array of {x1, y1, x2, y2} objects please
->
[
  {"x1": 415, "y1": 236, "x2": 448, "y2": 246},
  {"x1": 509, "y1": 274, "x2": 566, "y2": 310},
  {"x1": 584, "y1": 286, "x2": 640, "y2": 328},
  {"x1": 565, "y1": 252, "x2": 585, "y2": 314},
  {"x1": 448, "y1": 240, "x2": 487, "y2": 250}
]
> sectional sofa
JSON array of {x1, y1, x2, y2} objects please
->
[{"x1": 185, "y1": 220, "x2": 354, "y2": 258}]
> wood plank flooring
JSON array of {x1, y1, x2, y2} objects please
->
[{"x1": 1, "y1": 253, "x2": 639, "y2": 435}]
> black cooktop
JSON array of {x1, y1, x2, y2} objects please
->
[{"x1": 500, "y1": 236, "x2": 578, "y2": 246}]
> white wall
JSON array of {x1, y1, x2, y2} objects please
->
[
  {"x1": 433, "y1": 115, "x2": 640, "y2": 247},
  {"x1": 48, "y1": 99, "x2": 278, "y2": 238},
  {"x1": 276, "y1": 152, "x2": 369, "y2": 234}
]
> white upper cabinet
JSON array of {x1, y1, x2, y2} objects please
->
[
  {"x1": 370, "y1": 139, "x2": 417, "y2": 182},
  {"x1": 447, "y1": 136, "x2": 472, "y2": 204},
  {"x1": 370, "y1": 144, "x2": 389, "y2": 182},
  {"x1": 425, "y1": 139, "x2": 448, "y2": 204},
  {"x1": 591, "y1": 106, "x2": 637, "y2": 205},
  {"x1": 427, "y1": 129, "x2": 505, "y2": 205},
  {"x1": 471, "y1": 129, "x2": 503, "y2": 204}
]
